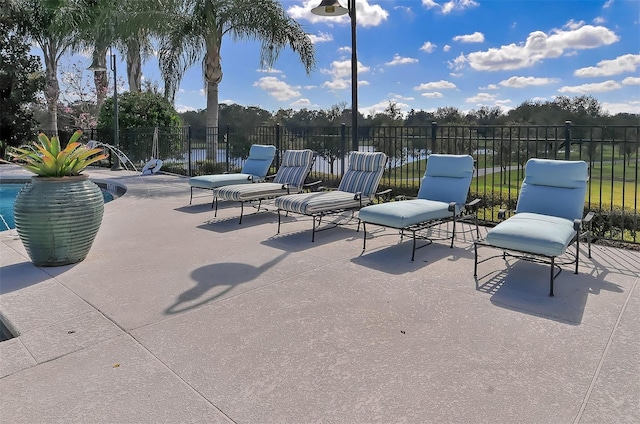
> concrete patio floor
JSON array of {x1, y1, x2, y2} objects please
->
[{"x1": 1, "y1": 165, "x2": 638, "y2": 423}]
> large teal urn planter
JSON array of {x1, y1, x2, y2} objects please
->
[{"x1": 14, "y1": 175, "x2": 104, "y2": 267}]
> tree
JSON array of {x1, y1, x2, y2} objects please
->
[
  {"x1": 158, "y1": 0, "x2": 315, "y2": 154},
  {"x1": 0, "y1": 9, "x2": 45, "y2": 153},
  {"x1": 11, "y1": 0, "x2": 82, "y2": 135},
  {"x1": 97, "y1": 88, "x2": 181, "y2": 162}
]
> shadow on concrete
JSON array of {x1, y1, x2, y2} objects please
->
[
  {"x1": 0, "y1": 263, "x2": 57, "y2": 294},
  {"x1": 352, "y1": 241, "x2": 474, "y2": 275},
  {"x1": 476, "y1": 259, "x2": 624, "y2": 325},
  {"x1": 164, "y1": 252, "x2": 288, "y2": 315}
]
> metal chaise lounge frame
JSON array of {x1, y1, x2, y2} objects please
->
[
  {"x1": 210, "y1": 149, "x2": 317, "y2": 224},
  {"x1": 358, "y1": 154, "x2": 480, "y2": 261},
  {"x1": 473, "y1": 158, "x2": 594, "y2": 296},
  {"x1": 274, "y1": 151, "x2": 389, "y2": 242},
  {"x1": 188, "y1": 144, "x2": 276, "y2": 207}
]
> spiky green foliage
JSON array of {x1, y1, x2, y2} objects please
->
[{"x1": 8, "y1": 130, "x2": 109, "y2": 177}]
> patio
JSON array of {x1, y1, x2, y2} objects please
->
[{"x1": 0, "y1": 165, "x2": 638, "y2": 423}]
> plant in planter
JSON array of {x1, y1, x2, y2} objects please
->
[{"x1": 8, "y1": 130, "x2": 109, "y2": 266}]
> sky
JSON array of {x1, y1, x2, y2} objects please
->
[{"x1": 54, "y1": 0, "x2": 640, "y2": 117}]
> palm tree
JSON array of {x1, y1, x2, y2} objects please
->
[
  {"x1": 11, "y1": 0, "x2": 81, "y2": 135},
  {"x1": 158, "y1": 0, "x2": 315, "y2": 152}
]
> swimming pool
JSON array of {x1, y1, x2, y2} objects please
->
[{"x1": 0, "y1": 182, "x2": 117, "y2": 232}]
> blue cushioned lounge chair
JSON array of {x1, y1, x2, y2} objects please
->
[
  {"x1": 274, "y1": 151, "x2": 388, "y2": 241},
  {"x1": 474, "y1": 158, "x2": 594, "y2": 296},
  {"x1": 359, "y1": 154, "x2": 480, "y2": 261},
  {"x1": 211, "y1": 149, "x2": 316, "y2": 224},
  {"x1": 188, "y1": 144, "x2": 276, "y2": 206}
]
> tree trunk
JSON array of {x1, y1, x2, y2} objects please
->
[
  {"x1": 42, "y1": 44, "x2": 59, "y2": 136},
  {"x1": 126, "y1": 38, "x2": 142, "y2": 92},
  {"x1": 93, "y1": 46, "x2": 108, "y2": 111},
  {"x1": 204, "y1": 34, "x2": 223, "y2": 159}
]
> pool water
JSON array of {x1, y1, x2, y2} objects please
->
[{"x1": 0, "y1": 183, "x2": 114, "y2": 232}]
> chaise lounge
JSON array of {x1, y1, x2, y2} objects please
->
[
  {"x1": 274, "y1": 151, "x2": 388, "y2": 241},
  {"x1": 358, "y1": 154, "x2": 479, "y2": 260},
  {"x1": 474, "y1": 158, "x2": 594, "y2": 296},
  {"x1": 210, "y1": 149, "x2": 316, "y2": 224},
  {"x1": 188, "y1": 144, "x2": 276, "y2": 207}
]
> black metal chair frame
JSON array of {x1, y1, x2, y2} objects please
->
[{"x1": 473, "y1": 211, "x2": 594, "y2": 296}]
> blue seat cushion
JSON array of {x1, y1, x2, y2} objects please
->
[
  {"x1": 188, "y1": 174, "x2": 257, "y2": 189},
  {"x1": 275, "y1": 191, "x2": 370, "y2": 215},
  {"x1": 485, "y1": 212, "x2": 577, "y2": 257},
  {"x1": 359, "y1": 199, "x2": 455, "y2": 229}
]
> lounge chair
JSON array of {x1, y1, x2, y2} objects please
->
[
  {"x1": 274, "y1": 151, "x2": 388, "y2": 241},
  {"x1": 358, "y1": 154, "x2": 480, "y2": 260},
  {"x1": 474, "y1": 158, "x2": 594, "y2": 296},
  {"x1": 211, "y1": 149, "x2": 316, "y2": 224},
  {"x1": 188, "y1": 144, "x2": 276, "y2": 206}
]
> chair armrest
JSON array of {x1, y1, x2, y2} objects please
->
[
  {"x1": 448, "y1": 202, "x2": 457, "y2": 212},
  {"x1": 466, "y1": 198, "x2": 481, "y2": 209},
  {"x1": 303, "y1": 180, "x2": 323, "y2": 192},
  {"x1": 573, "y1": 218, "x2": 582, "y2": 231},
  {"x1": 264, "y1": 174, "x2": 277, "y2": 181},
  {"x1": 583, "y1": 211, "x2": 595, "y2": 224},
  {"x1": 498, "y1": 209, "x2": 507, "y2": 220},
  {"x1": 375, "y1": 188, "x2": 393, "y2": 203},
  {"x1": 353, "y1": 191, "x2": 363, "y2": 201}
]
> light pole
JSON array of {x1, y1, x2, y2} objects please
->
[
  {"x1": 87, "y1": 47, "x2": 120, "y2": 170},
  {"x1": 312, "y1": 0, "x2": 359, "y2": 152}
]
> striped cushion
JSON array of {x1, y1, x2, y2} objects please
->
[
  {"x1": 275, "y1": 191, "x2": 370, "y2": 215},
  {"x1": 215, "y1": 183, "x2": 292, "y2": 201},
  {"x1": 338, "y1": 152, "x2": 386, "y2": 196},
  {"x1": 273, "y1": 149, "x2": 314, "y2": 190}
]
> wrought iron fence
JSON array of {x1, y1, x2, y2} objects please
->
[{"x1": 77, "y1": 122, "x2": 639, "y2": 244}]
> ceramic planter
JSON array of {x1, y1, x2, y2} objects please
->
[{"x1": 14, "y1": 175, "x2": 104, "y2": 266}]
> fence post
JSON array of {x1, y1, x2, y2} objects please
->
[
  {"x1": 340, "y1": 123, "x2": 347, "y2": 176},
  {"x1": 187, "y1": 126, "x2": 192, "y2": 176},
  {"x1": 275, "y1": 123, "x2": 281, "y2": 169},
  {"x1": 225, "y1": 125, "x2": 230, "y2": 173},
  {"x1": 564, "y1": 120, "x2": 571, "y2": 160},
  {"x1": 431, "y1": 121, "x2": 438, "y2": 154}
]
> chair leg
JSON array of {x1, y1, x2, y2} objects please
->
[
  {"x1": 277, "y1": 209, "x2": 282, "y2": 234},
  {"x1": 575, "y1": 232, "x2": 580, "y2": 274},
  {"x1": 239, "y1": 202, "x2": 244, "y2": 225},
  {"x1": 473, "y1": 242, "x2": 478, "y2": 277},
  {"x1": 312, "y1": 216, "x2": 317, "y2": 242},
  {"x1": 189, "y1": 187, "x2": 193, "y2": 205},
  {"x1": 214, "y1": 196, "x2": 218, "y2": 217},
  {"x1": 549, "y1": 257, "x2": 555, "y2": 297},
  {"x1": 450, "y1": 215, "x2": 456, "y2": 248},
  {"x1": 362, "y1": 222, "x2": 367, "y2": 251},
  {"x1": 411, "y1": 229, "x2": 416, "y2": 261}
]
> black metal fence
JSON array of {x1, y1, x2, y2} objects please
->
[{"x1": 81, "y1": 122, "x2": 639, "y2": 244}]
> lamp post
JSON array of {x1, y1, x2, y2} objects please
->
[
  {"x1": 312, "y1": 0, "x2": 359, "y2": 152},
  {"x1": 87, "y1": 47, "x2": 120, "y2": 170}
]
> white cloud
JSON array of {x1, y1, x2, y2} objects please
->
[
  {"x1": 466, "y1": 92, "x2": 498, "y2": 103},
  {"x1": 447, "y1": 53, "x2": 467, "y2": 70},
  {"x1": 453, "y1": 31, "x2": 485, "y2": 43},
  {"x1": 603, "y1": 0, "x2": 614, "y2": 8},
  {"x1": 307, "y1": 32, "x2": 333, "y2": 44},
  {"x1": 391, "y1": 93, "x2": 415, "y2": 101},
  {"x1": 420, "y1": 41, "x2": 437, "y2": 53},
  {"x1": 480, "y1": 84, "x2": 499, "y2": 90},
  {"x1": 360, "y1": 100, "x2": 410, "y2": 118},
  {"x1": 257, "y1": 67, "x2": 283, "y2": 74},
  {"x1": 288, "y1": 0, "x2": 389, "y2": 28},
  {"x1": 466, "y1": 25, "x2": 619, "y2": 71},
  {"x1": 574, "y1": 54, "x2": 640, "y2": 77},
  {"x1": 443, "y1": 44, "x2": 451, "y2": 52},
  {"x1": 593, "y1": 16, "x2": 606, "y2": 24},
  {"x1": 290, "y1": 98, "x2": 318, "y2": 109},
  {"x1": 622, "y1": 76, "x2": 640, "y2": 85},
  {"x1": 423, "y1": 0, "x2": 479, "y2": 15},
  {"x1": 563, "y1": 19, "x2": 585, "y2": 30},
  {"x1": 322, "y1": 59, "x2": 370, "y2": 79},
  {"x1": 601, "y1": 101, "x2": 640, "y2": 115},
  {"x1": 422, "y1": 92, "x2": 443, "y2": 98},
  {"x1": 414, "y1": 80, "x2": 457, "y2": 90},
  {"x1": 499, "y1": 76, "x2": 559, "y2": 88},
  {"x1": 557, "y1": 80, "x2": 622, "y2": 94},
  {"x1": 386, "y1": 54, "x2": 419, "y2": 66},
  {"x1": 253, "y1": 76, "x2": 301, "y2": 101},
  {"x1": 175, "y1": 105, "x2": 198, "y2": 113}
]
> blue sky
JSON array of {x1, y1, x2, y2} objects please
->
[{"x1": 58, "y1": 0, "x2": 640, "y2": 116}]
